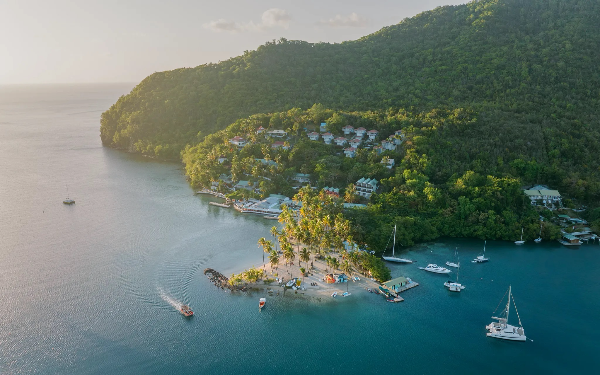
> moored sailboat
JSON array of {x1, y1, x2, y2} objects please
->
[
  {"x1": 444, "y1": 256, "x2": 465, "y2": 292},
  {"x1": 382, "y1": 225, "x2": 413, "y2": 263},
  {"x1": 534, "y1": 220, "x2": 543, "y2": 243},
  {"x1": 472, "y1": 241, "x2": 489, "y2": 263},
  {"x1": 446, "y1": 248, "x2": 460, "y2": 268},
  {"x1": 486, "y1": 286, "x2": 526, "y2": 341},
  {"x1": 515, "y1": 227, "x2": 525, "y2": 245}
]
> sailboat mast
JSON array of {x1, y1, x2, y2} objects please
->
[
  {"x1": 506, "y1": 285, "x2": 512, "y2": 323},
  {"x1": 393, "y1": 225, "x2": 396, "y2": 256}
]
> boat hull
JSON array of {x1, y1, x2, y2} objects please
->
[
  {"x1": 514, "y1": 241, "x2": 525, "y2": 245},
  {"x1": 383, "y1": 256, "x2": 413, "y2": 263},
  {"x1": 486, "y1": 323, "x2": 526, "y2": 341}
]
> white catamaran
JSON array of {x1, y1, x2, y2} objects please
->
[
  {"x1": 486, "y1": 285, "x2": 526, "y2": 341},
  {"x1": 382, "y1": 224, "x2": 413, "y2": 263}
]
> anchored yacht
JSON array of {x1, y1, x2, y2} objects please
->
[
  {"x1": 486, "y1": 286, "x2": 526, "y2": 341},
  {"x1": 419, "y1": 264, "x2": 451, "y2": 274}
]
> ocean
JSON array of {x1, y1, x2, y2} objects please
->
[{"x1": 0, "y1": 84, "x2": 598, "y2": 374}]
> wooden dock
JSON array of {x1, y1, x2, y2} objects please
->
[
  {"x1": 209, "y1": 202, "x2": 230, "y2": 208},
  {"x1": 397, "y1": 282, "x2": 419, "y2": 293}
]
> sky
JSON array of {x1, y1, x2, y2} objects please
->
[{"x1": 0, "y1": 0, "x2": 467, "y2": 84}]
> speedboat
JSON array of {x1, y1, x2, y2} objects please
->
[
  {"x1": 331, "y1": 292, "x2": 338, "y2": 298},
  {"x1": 486, "y1": 286, "x2": 526, "y2": 341},
  {"x1": 179, "y1": 304, "x2": 194, "y2": 317},
  {"x1": 445, "y1": 261, "x2": 460, "y2": 268},
  {"x1": 259, "y1": 297, "x2": 266, "y2": 310},
  {"x1": 419, "y1": 264, "x2": 451, "y2": 274}
]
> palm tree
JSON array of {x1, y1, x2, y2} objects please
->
[
  {"x1": 283, "y1": 243, "x2": 295, "y2": 267},
  {"x1": 331, "y1": 257, "x2": 340, "y2": 271},
  {"x1": 300, "y1": 248, "x2": 310, "y2": 268},
  {"x1": 341, "y1": 260, "x2": 352, "y2": 276},
  {"x1": 270, "y1": 226, "x2": 280, "y2": 252},
  {"x1": 258, "y1": 237, "x2": 272, "y2": 265},
  {"x1": 269, "y1": 249, "x2": 279, "y2": 270}
]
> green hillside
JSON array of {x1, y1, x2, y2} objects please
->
[{"x1": 100, "y1": 0, "x2": 600, "y2": 204}]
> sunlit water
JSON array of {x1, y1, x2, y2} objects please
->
[{"x1": 0, "y1": 84, "x2": 598, "y2": 374}]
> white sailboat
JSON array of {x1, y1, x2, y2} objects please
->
[
  {"x1": 444, "y1": 256, "x2": 465, "y2": 292},
  {"x1": 63, "y1": 185, "x2": 75, "y2": 205},
  {"x1": 446, "y1": 248, "x2": 460, "y2": 268},
  {"x1": 486, "y1": 285, "x2": 526, "y2": 341},
  {"x1": 472, "y1": 241, "x2": 489, "y2": 263},
  {"x1": 534, "y1": 220, "x2": 543, "y2": 243},
  {"x1": 515, "y1": 227, "x2": 525, "y2": 245},
  {"x1": 382, "y1": 225, "x2": 413, "y2": 263}
]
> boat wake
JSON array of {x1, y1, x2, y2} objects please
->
[{"x1": 158, "y1": 288, "x2": 182, "y2": 311}]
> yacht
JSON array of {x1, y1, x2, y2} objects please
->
[
  {"x1": 382, "y1": 225, "x2": 414, "y2": 263},
  {"x1": 514, "y1": 227, "x2": 525, "y2": 245},
  {"x1": 179, "y1": 304, "x2": 194, "y2": 317},
  {"x1": 419, "y1": 264, "x2": 451, "y2": 274},
  {"x1": 472, "y1": 241, "x2": 489, "y2": 263},
  {"x1": 486, "y1": 286, "x2": 526, "y2": 341}
]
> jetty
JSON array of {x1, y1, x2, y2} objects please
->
[
  {"x1": 204, "y1": 268, "x2": 251, "y2": 292},
  {"x1": 209, "y1": 202, "x2": 230, "y2": 208}
]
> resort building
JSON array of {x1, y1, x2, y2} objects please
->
[
  {"x1": 322, "y1": 187, "x2": 340, "y2": 198},
  {"x1": 307, "y1": 132, "x2": 320, "y2": 141},
  {"x1": 355, "y1": 177, "x2": 378, "y2": 198},
  {"x1": 293, "y1": 173, "x2": 311, "y2": 183},
  {"x1": 334, "y1": 137, "x2": 347, "y2": 146},
  {"x1": 234, "y1": 180, "x2": 252, "y2": 191},
  {"x1": 322, "y1": 133, "x2": 334, "y2": 144},
  {"x1": 349, "y1": 138, "x2": 362, "y2": 148},
  {"x1": 233, "y1": 194, "x2": 293, "y2": 215},
  {"x1": 342, "y1": 125, "x2": 354, "y2": 135},
  {"x1": 267, "y1": 129, "x2": 287, "y2": 138},
  {"x1": 229, "y1": 136, "x2": 246, "y2": 147},
  {"x1": 382, "y1": 140, "x2": 396, "y2": 151},
  {"x1": 381, "y1": 158, "x2": 395, "y2": 169},
  {"x1": 367, "y1": 129, "x2": 379, "y2": 141},
  {"x1": 524, "y1": 186, "x2": 562, "y2": 208},
  {"x1": 344, "y1": 147, "x2": 357, "y2": 158},
  {"x1": 256, "y1": 126, "x2": 265, "y2": 134},
  {"x1": 355, "y1": 127, "x2": 367, "y2": 138}
]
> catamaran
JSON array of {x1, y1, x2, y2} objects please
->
[
  {"x1": 472, "y1": 241, "x2": 489, "y2": 263},
  {"x1": 382, "y1": 224, "x2": 413, "y2": 263},
  {"x1": 419, "y1": 264, "x2": 451, "y2": 274},
  {"x1": 515, "y1": 227, "x2": 525, "y2": 245},
  {"x1": 444, "y1": 256, "x2": 465, "y2": 292},
  {"x1": 486, "y1": 285, "x2": 526, "y2": 341}
]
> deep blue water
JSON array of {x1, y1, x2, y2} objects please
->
[{"x1": 0, "y1": 84, "x2": 598, "y2": 374}]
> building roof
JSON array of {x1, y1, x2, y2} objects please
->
[
  {"x1": 308, "y1": 132, "x2": 319, "y2": 136},
  {"x1": 344, "y1": 147, "x2": 357, "y2": 152},
  {"x1": 368, "y1": 129, "x2": 379, "y2": 133},
  {"x1": 322, "y1": 132, "x2": 333, "y2": 137},
  {"x1": 356, "y1": 177, "x2": 378, "y2": 187},
  {"x1": 539, "y1": 189, "x2": 561, "y2": 197},
  {"x1": 343, "y1": 125, "x2": 354, "y2": 129},
  {"x1": 383, "y1": 277, "x2": 408, "y2": 287},
  {"x1": 356, "y1": 127, "x2": 366, "y2": 131}
]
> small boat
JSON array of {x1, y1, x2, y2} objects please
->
[
  {"x1": 486, "y1": 285, "x2": 526, "y2": 341},
  {"x1": 342, "y1": 292, "x2": 351, "y2": 297},
  {"x1": 387, "y1": 296, "x2": 404, "y2": 303},
  {"x1": 419, "y1": 264, "x2": 452, "y2": 274},
  {"x1": 263, "y1": 215, "x2": 279, "y2": 220},
  {"x1": 285, "y1": 278, "x2": 297, "y2": 287},
  {"x1": 179, "y1": 304, "x2": 194, "y2": 317},
  {"x1": 63, "y1": 198, "x2": 75, "y2": 205},
  {"x1": 259, "y1": 297, "x2": 266, "y2": 310},
  {"x1": 534, "y1": 220, "x2": 543, "y2": 243},
  {"x1": 444, "y1": 258, "x2": 465, "y2": 292},
  {"x1": 331, "y1": 292, "x2": 338, "y2": 298},
  {"x1": 514, "y1": 227, "x2": 525, "y2": 245},
  {"x1": 472, "y1": 241, "x2": 489, "y2": 263},
  {"x1": 446, "y1": 248, "x2": 460, "y2": 268},
  {"x1": 352, "y1": 276, "x2": 360, "y2": 281},
  {"x1": 382, "y1": 225, "x2": 414, "y2": 263}
]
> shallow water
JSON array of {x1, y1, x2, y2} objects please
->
[{"x1": 0, "y1": 84, "x2": 598, "y2": 374}]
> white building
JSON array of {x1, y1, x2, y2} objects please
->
[
  {"x1": 322, "y1": 133, "x2": 334, "y2": 144},
  {"x1": 344, "y1": 147, "x2": 357, "y2": 158},
  {"x1": 355, "y1": 127, "x2": 367, "y2": 138},
  {"x1": 382, "y1": 140, "x2": 396, "y2": 151},
  {"x1": 367, "y1": 130, "x2": 379, "y2": 141},
  {"x1": 308, "y1": 132, "x2": 320, "y2": 141},
  {"x1": 342, "y1": 125, "x2": 354, "y2": 135},
  {"x1": 349, "y1": 138, "x2": 362, "y2": 148},
  {"x1": 355, "y1": 177, "x2": 378, "y2": 198},
  {"x1": 380, "y1": 158, "x2": 395, "y2": 169},
  {"x1": 256, "y1": 126, "x2": 265, "y2": 134},
  {"x1": 229, "y1": 136, "x2": 246, "y2": 147},
  {"x1": 293, "y1": 173, "x2": 311, "y2": 183},
  {"x1": 334, "y1": 137, "x2": 347, "y2": 146},
  {"x1": 524, "y1": 186, "x2": 562, "y2": 207},
  {"x1": 267, "y1": 129, "x2": 287, "y2": 138}
]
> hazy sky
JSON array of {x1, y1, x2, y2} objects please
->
[{"x1": 1, "y1": 0, "x2": 467, "y2": 84}]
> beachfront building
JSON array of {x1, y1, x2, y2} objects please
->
[
  {"x1": 308, "y1": 132, "x2": 320, "y2": 141},
  {"x1": 355, "y1": 127, "x2": 367, "y2": 138},
  {"x1": 234, "y1": 180, "x2": 252, "y2": 191},
  {"x1": 524, "y1": 186, "x2": 562, "y2": 208},
  {"x1": 383, "y1": 277, "x2": 409, "y2": 293},
  {"x1": 356, "y1": 177, "x2": 378, "y2": 198},
  {"x1": 367, "y1": 130, "x2": 379, "y2": 141},
  {"x1": 322, "y1": 133, "x2": 334, "y2": 144},
  {"x1": 229, "y1": 136, "x2": 246, "y2": 147},
  {"x1": 344, "y1": 147, "x2": 357, "y2": 158},
  {"x1": 233, "y1": 194, "x2": 293, "y2": 216},
  {"x1": 342, "y1": 125, "x2": 354, "y2": 135},
  {"x1": 381, "y1": 158, "x2": 395, "y2": 169},
  {"x1": 267, "y1": 129, "x2": 287, "y2": 138},
  {"x1": 256, "y1": 126, "x2": 265, "y2": 134},
  {"x1": 334, "y1": 137, "x2": 347, "y2": 146}
]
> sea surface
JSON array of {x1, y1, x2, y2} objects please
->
[{"x1": 0, "y1": 84, "x2": 598, "y2": 374}]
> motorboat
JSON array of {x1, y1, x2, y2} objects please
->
[
  {"x1": 352, "y1": 276, "x2": 360, "y2": 281},
  {"x1": 179, "y1": 304, "x2": 194, "y2": 317},
  {"x1": 446, "y1": 262, "x2": 459, "y2": 268},
  {"x1": 331, "y1": 292, "x2": 338, "y2": 298},
  {"x1": 514, "y1": 227, "x2": 525, "y2": 245},
  {"x1": 472, "y1": 241, "x2": 489, "y2": 263},
  {"x1": 486, "y1": 286, "x2": 526, "y2": 341},
  {"x1": 382, "y1": 225, "x2": 414, "y2": 263},
  {"x1": 342, "y1": 292, "x2": 351, "y2": 297},
  {"x1": 259, "y1": 297, "x2": 266, "y2": 310},
  {"x1": 419, "y1": 264, "x2": 451, "y2": 274}
]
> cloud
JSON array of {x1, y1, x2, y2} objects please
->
[
  {"x1": 204, "y1": 9, "x2": 291, "y2": 33},
  {"x1": 319, "y1": 12, "x2": 368, "y2": 28}
]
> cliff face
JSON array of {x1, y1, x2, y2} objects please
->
[{"x1": 100, "y1": 0, "x2": 600, "y2": 163}]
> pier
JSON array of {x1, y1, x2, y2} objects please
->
[{"x1": 209, "y1": 202, "x2": 230, "y2": 208}]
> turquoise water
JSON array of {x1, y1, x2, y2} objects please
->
[{"x1": 0, "y1": 84, "x2": 598, "y2": 374}]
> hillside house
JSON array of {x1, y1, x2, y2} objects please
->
[
  {"x1": 381, "y1": 158, "x2": 395, "y2": 169},
  {"x1": 342, "y1": 125, "x2": 354, "y2": 135},
  {"x1": 382, "y1": 140, "x2": 396, "y2": 151},
  {"x1": 229, "y1": 136, "x2": 246, "y2": 147},
  {"x1": 323, "y1": 187, "x2": 340, "y2": 198},
  {"x1": 367, "y1": 129, "x2": 379, "y2": 141},
  {"x1": 217, "y1": 155, "x2": 228, "y2": 164},
  {"x1": 256, "y1": 126, "x2": 265, "y2": 134},
  {"x1": 374, "y1": 145, "x2": 383, "y2": 155},
  {"x1": 334, "y1": 137, "x2": 347, "y2": 146},
  {"x1": 308, "y1": 132, "x2": 320, "y2": 141},
  {"x1": 267, "y1": 129, "x2": 287, "y2": 138},
  {"x1": 355, "y1": 127, "x2": 367, "y2": 138},
  {"x1": 356, "y1": 177, "x2": 378, "y2": 198},
  {"x1": 293, "y1": 173, "x2": 311, "y2": 183},
  {"x1": 344, "y1": 147, "x2": 357, "y2": 158},
  {"x1": 322, "y1": 133, "x2": 334, "y2": 144},
  {"x1": 349, "y1": 138, "x2": 362, "y2": 148},
  {"x1": 271, "y1": 141, "x2": 289, "y2": 150}
]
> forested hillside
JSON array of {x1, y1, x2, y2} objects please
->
[{"x1": 100, "y1": 0, "x2": 600, "y2": 204}]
